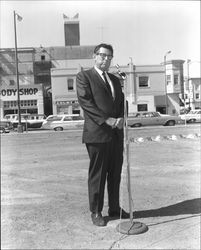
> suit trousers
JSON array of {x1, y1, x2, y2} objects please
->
[{"x1": 86, "y1": 130, "x2": 124, "y2": 213}]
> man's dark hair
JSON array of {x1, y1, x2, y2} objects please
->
[{"x1": 94, "y1": 43, "x2": 113, "y2": 56}]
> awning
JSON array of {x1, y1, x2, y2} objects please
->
[{"x1": 154, "y1": 95, "x2": 166, "y2": 106}]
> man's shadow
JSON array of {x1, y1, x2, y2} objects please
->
[{"x1": 104, "y1": 198, "x2": 201, "y2": 223}]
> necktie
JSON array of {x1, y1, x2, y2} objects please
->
[{"x1": 102, "y1": 72, "x2": 112, "y2": 96}]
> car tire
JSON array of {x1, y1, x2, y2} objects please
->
[
  {"x1": 188, "y1": 119, "x2": 196, "y2": 123},
  {"x1": 131, "y1": 123, "x2": 142, "y2": 127},
  {"x1": 22, "y1": 124, "x2": 26, "y2": 131},
  {"x1": 166, "y1": 120, "x2": 175, "y2": 126},
  {"x1": 0, "y1": 128, "x2": 5, "y2": 134},
  {"x1": 54, "y1": 127, "x2": 63, "y2": 131}
]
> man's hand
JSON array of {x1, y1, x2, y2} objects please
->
[
  {"x1": 105, "y1": 117, "x2": 124, "y2": 129},
  {"x1": 105, "y1": 117, "x2": 117, "y2": 129},
  {"x1": 114, "y1": 117, "x2": 124, "y2": 129}
]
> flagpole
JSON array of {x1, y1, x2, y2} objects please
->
[{"x1": 14, "y1": 10, "x2": 23, "y2": 133}]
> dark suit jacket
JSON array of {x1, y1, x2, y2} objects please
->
[{"x1": 76, "y1": 67, "x2": 124, "y2": 143}]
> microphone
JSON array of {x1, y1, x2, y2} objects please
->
[{"x1": 115, "y1": 64, "x2": 126, "y2": 79}]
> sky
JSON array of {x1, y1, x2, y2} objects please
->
[{"x1": 0, "y1": 0, "x2": 200, "y2": 77}]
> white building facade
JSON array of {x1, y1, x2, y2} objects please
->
[
  {"x1": 185, "y1": 77, "x2": 201, "y2": 110},
  {"x1": 50, "y1": 60, "x2": 185, "y2": 116}
]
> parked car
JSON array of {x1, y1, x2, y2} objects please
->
[
  {"x1": 4, "y1": 114, "x2": 46, "y2": 129},
  {"x1": 179, "y1": 109, "x2": 201, "y2": 123},
  {"x1": 127, "y1": 111, "x2": 181, "y2": 127},
  {"x1": 42, "y1": 114, "x2": 84, "y2": 131},
  {"x1": 0, "y1": 120, "x2": 13, "y2": 133}
]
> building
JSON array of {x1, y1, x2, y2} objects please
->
[
  {"x1": 165, "y1": 59, "x2": 185, "y2": 114},
  {"x1": 0, "y1": 45, "x2": 94, "y2": 119},
  {"x1": 0, "y1": 46, "x2": 54, "y2": 117},
  {"x1": 0, "y1": 45, "x2": 186, "y2": 119},
  {"x1": 50, "y1": 60, "x2": 185, "y2": 116},
  {"x1": 0, "y1": 47, "x2": 45, "y2": 117},
  {"x1": 0, "y1": 83, "x2": 44, "y2": 115},
  {"x1": 64, "y1": 13, "x2": 80, "y2": 46},
  {"x1": 0, "y1": 14, "x2": 186, "y2": 119},
  {"x1": 50, "y1": 46, "x2": 94, "y2": 114},
  {"x1": 0, "y1": 14, "x2": 83, "y2": 119},
  {"x1": 184, "y1": 77, "x2": 201, "y2": 110}
]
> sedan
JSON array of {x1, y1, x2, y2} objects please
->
[
  {"x1": 0, "y1": 120, "x2": 13, "y2": 133},
  {"x1": 127, "y1": 111, "x2": 181, "y2": 127},
  {"x1": 42, "y1": 114, "x2": 84, "y2": 131},
  {"x1": 179, "y1": 109, "x2": 201, "y2": 123}
]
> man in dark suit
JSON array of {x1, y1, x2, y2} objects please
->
[{"x1": 76, "y1": 43, "x2": 129, "y2": 226}]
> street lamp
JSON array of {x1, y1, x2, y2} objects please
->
[
  {"x1": 164, "y1": 50, "x2": 171, "y2": 114},
  {"x1": 14, "y1": 10, "x2": 23, "y2": 133}
]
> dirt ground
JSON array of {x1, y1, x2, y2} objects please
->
[{"x1": 1, "y1": 129, "x2": 201, "y2": 249}]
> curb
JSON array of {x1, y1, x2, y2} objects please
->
[{"x1": 129, "y1": 133, "x2": 201, "y2": 143}]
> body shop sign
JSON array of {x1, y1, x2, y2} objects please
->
[{"x1": 0, "y1": 88, "x2": 38, "y2": 96}]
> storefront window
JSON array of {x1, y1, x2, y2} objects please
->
[{"x1": 3, "y1": 100, "x2": 37, "y2": 109}]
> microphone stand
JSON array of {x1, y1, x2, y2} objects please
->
[{"x1": 116, "y1": 65, "x2": 148, "y2": 235}]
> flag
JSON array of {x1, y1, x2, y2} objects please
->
[
  {"x1": 73, "y1": 13, "x2": 79, "y2": 19},
  {"x1": 16, "y1": 13, "x2": 23, "y2": 21},
  {"x1": 63, "y1": 14, "x2": 69, "y2": 19}
]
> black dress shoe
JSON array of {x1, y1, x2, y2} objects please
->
[
  {"x1": 91, "y1": 212, "x2": 106, "y2": 226},
  {"x1": 108, "y1": 208, "x2": 130, "y2": 219}
]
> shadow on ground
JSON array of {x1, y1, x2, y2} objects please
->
[
  {"x1": 133, "y1": 198, "x2": 201, "y2": 218},
  {"x1": 104, "y1": 198, "x2": 201, "y2": 224}
]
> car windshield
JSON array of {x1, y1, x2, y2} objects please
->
[
  {"x1": 142, "y1": 113, "x2": 154, "y2": 118},
  {"x1": 152, "y1": 112, "x2": 160, "y2": 117},
  {"x1": 72, "y1": 116, "x2": 83, "y2": 120},
  {"x1": 189, "y1": 110, "x2": 199, "y2": 114},
  {"x1": 47, "y1": 116, "x2": 62, "y2": 121},
  {"x1": 128, "y1": 113, "x2": 140, "y2": 118},
  {"x1": 63, "y1": 117, "x2": 73, "y2": 121}
]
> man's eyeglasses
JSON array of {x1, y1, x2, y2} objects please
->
[{"x1": 96, "y1": 53, "x2": 113, "y2": 60}]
